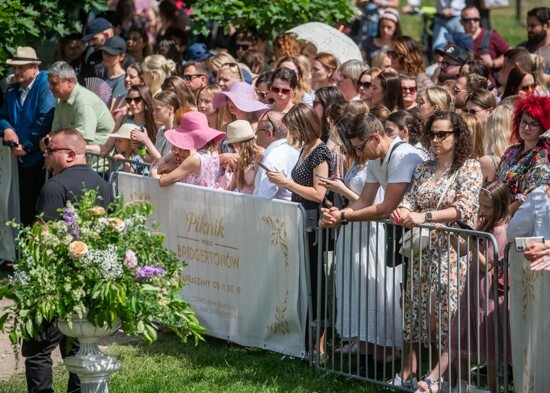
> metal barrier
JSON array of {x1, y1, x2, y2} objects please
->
[{"x1": 312, "y1": 221, "x2": 511, "y2": 392}]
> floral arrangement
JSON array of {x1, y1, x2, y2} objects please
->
[{"x1": 0, "y1": 190, "x2": 205, "y2": 345}]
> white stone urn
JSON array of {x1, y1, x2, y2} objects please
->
[{"x1": 57, "y1": 315, "x2": 121, "y2": 393}]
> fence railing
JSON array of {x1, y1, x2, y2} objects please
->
[{"x1": 311, "y1": 221, "x2": 511, "y2": 392}]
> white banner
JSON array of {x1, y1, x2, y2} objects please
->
[
  {"x1": 118, "y1": 173, "x2": 308, "y2": 357},
  {"x1": 0, "y1": 147, "x2": 19, "y2": 262}
]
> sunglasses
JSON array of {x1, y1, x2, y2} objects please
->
[
  {"x1": 426, "y1": 130, "x2": 454, "y2": 140},
  {"x1": 270, "y1": 86, "x2": 292, "y2": 95},
  {"x1": 519, "y1": 83, "x2": 537, "y2": 92},
  {"x1": 462, "y1": 18, "x2": 480, "y2": 23},
  {"x1": 46, "y1": 146, "x2": 73, "y2": 155},
  {"x1": 182, "y1": 74, "x2": 204, "y2": 81},
  {"x1": 126, "y1": 96, "x2": 143, "y2": 104},
  {"x1": 351, "y1": 135, "x2": 374, "y2": 151},
  {"x1": 236, "y1": 44, "x2": 250, "y2": 51},
  {"x1": 402, "y1": 86, "x2": 417, "y2": 94},
  {"x1": 255, "y1": 89, "x2": 270, "y2": 99},
  {"x1": 359, "y1": 81, "x2": 373, "y2": 89}
]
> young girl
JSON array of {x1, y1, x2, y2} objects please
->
[
  {"x1": 109, "y1": 123, "x2": 149, "y2": 175},
  {"x1": 197, "y1": 85, "x2": 221, "y2": 129},
  {"x1": 418, "y1": 181, "x2": 511, "y2": 393},
  {"x1": 224, "y1": 120, "x2": 264, "y2": 194},
  {"x1": 152, "y1": 112, "x2": 224, "y2": 188}
]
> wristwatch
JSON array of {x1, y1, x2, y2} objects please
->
[
  {"x1": 340, "y1": 212, "x2": 349, "y2": 226},
  {"x1": 425, "y1": 212, "x2": 433, "y2": 222}
]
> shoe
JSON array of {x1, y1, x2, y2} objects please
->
[
  {"x1": 312, "y1": 350, "x2": 327, "y2": 366},
  {"x1": 334, "y1": 339, "x2": 360, "y2": 354},
  {"x1": 451, "y1": 379, "x2": 468, "y2": 393},
  {"x1": 387, "y1": 373, "x2": 419, "y2": 389}
]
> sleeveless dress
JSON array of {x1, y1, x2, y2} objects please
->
[
  {"x1": 334, "y1": 162, "x2": 402, "y2": 346},
  {"x1": 182, "y1": 151, "x2": 220, "y2": 188}
]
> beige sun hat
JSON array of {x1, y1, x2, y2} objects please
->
[
  {"x1": 108, "y1": 123, "x2": 137, "y2": 140},
  {"x1": 225, "y1": 120, "x2": 255, "y2": 144},
  {"x1": 6, "y1": 47, "x2": 41, "y2": 66}
]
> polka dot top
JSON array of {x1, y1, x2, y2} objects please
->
[{"x1": 291, "y1": 143, "x2": 333, "y2": 210}]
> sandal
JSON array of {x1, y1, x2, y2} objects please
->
[
  {"x1": 334, "y1": 339, "x2": 360, "y2": 354},
  {"x1": 415, "y1": 377, "x2": 439, "y2": 393}
]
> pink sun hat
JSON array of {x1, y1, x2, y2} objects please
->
[
  {"x1": 165, "y1": 112, "x2": 225, "y2": 150},
  {"x1": 212, "y1": 81, "x2": 270, "y2": 114}
]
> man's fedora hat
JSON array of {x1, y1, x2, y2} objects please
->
[{"x1": 6, "y1": 47, "x2": 41, "y2": 66}]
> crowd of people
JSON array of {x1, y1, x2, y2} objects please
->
[{"x1": 1, "y1": 1, "x2": 550, "y2": 392}]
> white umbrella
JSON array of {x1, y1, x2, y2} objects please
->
[{"x1": 288, "y1": 22, "x2": 363, "y2": 64}]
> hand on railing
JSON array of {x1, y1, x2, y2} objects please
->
[
  {"x1": 524, "y1": 241, "x2": 550, "y2": 271},
  {"x1": 318, "y1": 207, "x2": 341, "y2": 229}
]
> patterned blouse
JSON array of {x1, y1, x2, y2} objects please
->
[{"x1": 496, "y1": 140, "x2": 550, "y2": 200}]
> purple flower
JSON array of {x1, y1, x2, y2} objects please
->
[
  {"x1": 135, "y1": 266, "x2": 166, "y2": 281},
  {"x1": 62, "y1": 206, "x2": 79, "y2": 239},
  {"x1": 124, "y1": 250, "x2": 138, "y2": 269}
]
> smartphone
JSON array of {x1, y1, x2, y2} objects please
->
[
  {"x1": 315, "y1": 174, "x2": 329, "y2": 181},
  {"x1": 258, "y1": 162, "x2": 272, "y2": 172},
  {"x1": 456, "y1": 220, "x2": 474, "y2": 231},
  {"x1": 515, "y1": 236, "x2": 545, "y2": 252}
]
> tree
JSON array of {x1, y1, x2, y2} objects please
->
[
  {"x1": 186, "y1": 0, "x2": 355, "y2": 39},
  {"x1": 0, "y1": 0, "x2": 107, "y2": 76}
]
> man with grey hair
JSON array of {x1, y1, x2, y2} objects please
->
[
  {"x1": 47, "y1": 61, "x2": 114, "y2": 152},
  {"x1": 253, "y1": 111, "x2": 299, "y2": 201}
]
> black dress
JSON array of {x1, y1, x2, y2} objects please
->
[{"x1": 291, "y1": 143, "x2": 333, "y2": 324}]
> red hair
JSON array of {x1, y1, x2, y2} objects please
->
[{"x1": 512, "y1": 94, "x2": 550, "y2": 143}]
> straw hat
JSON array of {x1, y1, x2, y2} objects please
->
[
  {"x1": 108, "y1": 123, "x2": 137, "y2": 140},
  {"x1": 6, "y1": 47, "x2": 41, "y2": 66},
  {"x1": 225, "y1": 120, "x2": 255, "y2": 144},
  {"x1": 165, "y1": 112, "x2": 225, "y2": 150}
]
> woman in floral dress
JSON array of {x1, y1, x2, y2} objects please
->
[{"x1": 390, "y1": 111, "x2": 482, "y2": 391}]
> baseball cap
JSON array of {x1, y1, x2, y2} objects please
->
[
  {"x1": 435, "y1": 44, "x2": 469, "y2": 65},
  {"x1": 99, "y1": 36, "x2": 127, "y2": 56},
  {"x1": 82, "y1": 18, "x2": 113, "y2": 42}
]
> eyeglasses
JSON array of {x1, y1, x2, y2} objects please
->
[
  {"x1": 402, "y1": 86, "x2": 417, "y2": 94},
  {"x1": 462, "y1": 18, "x2": 480, "y2": 23},
  {"x1": 182, "y1": 74, "x2": 204, "y2": 81},
  {"x1": 519, "y1": 83, "x2": 537, "y2": 92},
  {"x1": 359, "y1": 81, "x2": 373, "y2": 89},
  {"x1": 440, "y1": 61, "x2": 460, "y2": 70},
  {"x1": 519, "y1": 118, "x2": 541, "y2": 131},
  {"x1": 126, "y1": 96, "x2": 143, "y2": 104},
  {"x1": 270, "y1": 86, "x2": 292, "y2": 95},
  {"x1": 46, "y1": 146, "x2": 73, "y2": 155},
  {"x1": 236, "y1": 44, "x2": 250, "y2": 51},
  {"x1": 255, "y1": 89, "x2": 270, "y2": 99},
  {"x1": 351, "y1": 135, "x2": 374, "y2": 151},
  {"x1": 466, "y1": 108, "x2": 485, "y2": 115},
  {"x1": 426, "y1": 131, "x2": 455, "y2": 140}
]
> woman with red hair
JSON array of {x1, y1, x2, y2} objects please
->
[{"x1": 496, "y1": 95, "x2": 550, "y2": 216}]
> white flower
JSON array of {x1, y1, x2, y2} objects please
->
[{"x1": 68, "y1": 241, "x2": 88, "y2": 258}]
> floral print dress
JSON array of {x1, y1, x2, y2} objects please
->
[
  {"x1": 398, "y1": 159, "x2": 482, "y2": 346},
  {"x1": 182, "y1": 151, "x2": 220, "y2": 188}
]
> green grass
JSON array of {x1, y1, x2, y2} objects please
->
[
  {"x1": 0, "y1": 333, "x2": 399, "y2": 393},
  {"x1": 399, "y1": 0, "x2": 539, "y2": 48}
]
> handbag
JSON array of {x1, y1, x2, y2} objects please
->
[{"x1": 398, "y1": 170, "x2": 458, "y2": 258}]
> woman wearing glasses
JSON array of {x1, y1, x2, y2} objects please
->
[
  {"x1": 390, "y1": 111, "x2": 482, "y2": 391},
  {"x1": 496, "y1": 95, "x2": 550, "y2": 216},
  {"x1": 400, "y1": 74, "x2": 419, "y2": 112},
  {"x1": 464, "y1": 88, "x2": 496, "y2": 128},
  {"x1": 501, "y1": 67, "x2": 538, "y2": 101},
  {"x1": 358, "y1": 68, "x2": 381, "y2": 109},
  {"x1": 270, "y1": 67, "x2": 298, "y2": 114}
]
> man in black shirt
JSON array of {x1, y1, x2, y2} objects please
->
[{"x1": 23, "y1": 128, "x2": 112, "y2": 393}]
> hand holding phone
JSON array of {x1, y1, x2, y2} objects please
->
[
  {"x1": 515, "y1": 236, "x2": 545, "y2": 252},
  {"x1": 258, "y1": 162, "x2": 272, "y2": 172}
]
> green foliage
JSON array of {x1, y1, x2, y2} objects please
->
[
  {"x1": 0, "y1": 0, "x2": 107, "y2": 76},
  {"x1": 0, "y1": 190, "x2": 205, "y2": 349},
  {"x1": 186, "y1": 0, "x2": 355, "y2": 39}
]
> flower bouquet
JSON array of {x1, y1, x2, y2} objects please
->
[{"x1": 0, "y1": 189, "x2": 205, "y2": 346}]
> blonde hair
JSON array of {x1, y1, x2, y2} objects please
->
[
  {"x1": 142, "y1": 54, "x2": 176, "y2": 96},
  {"x1": 371, "y1": 52, "x2": 389, "y2": 70},
  {"x1": 460, "y1": 112, "x2": 484, "y2": 159},
  {"x1": 531, "y1": 54, "x2": 548, "y2": 94},
  {"x1": 484, "y1": 105, "x2": 514, "y2": 159},
  {"x1": 425, "y1": 86, "x2": 454, "y2": 111},
  {"x1": 209, "y1": 52, "x2": 245, "y2": 82},
  {"x1": 231, "y1": 138, "x2": 262, "y2": 190}
]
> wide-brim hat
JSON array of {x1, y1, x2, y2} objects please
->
[
  {"x1": 213, "y1": 82, "x2": 269, "y2": 114},
  {"x1": 165, "y1": 112, "x2": 225, "y2": 150},
  {"x1": 225, "y1": 120, "x2": 255, "y2": 144},
  {"x1": 108, "y1": 123, "x2": 135, "y2": 139},
  {"x1": 6, "y1": 47, "x2": 41, "y2": 65}
]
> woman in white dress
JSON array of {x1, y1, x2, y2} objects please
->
[{"x1": 319, "y1": 113, "x2": 402, "y2": 357}]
